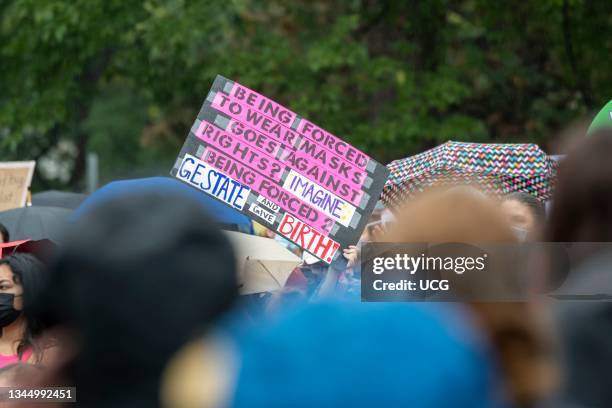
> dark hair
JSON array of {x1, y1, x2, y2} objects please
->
[
  {"x1": 546, "y1": 128, "x2": 612, "y2": 242},
  {"x1": 34, "y1": 190, "x2": 237, "y2": 406},
  {"x1": 503, "y1": 192, "x2": 545, "y2": 225},
  {"x1": 0, "y1": 254, "x2": 46, "y2": 361},
  {"x1": 0, "y1": 223, "x2": 9, "y2": 243}
]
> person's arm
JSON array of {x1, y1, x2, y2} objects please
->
[
  {"x1": 343, "y1": 245, "x2": 360, "y2": 269},
  {"x1": 312, "y1": 258, "x2": 347, "y2": 298}
]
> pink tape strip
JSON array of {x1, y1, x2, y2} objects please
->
[
  {"x1": 212, "y1": 92, "x2": 368, "y2": 191},
  {"x1": 227, "y1": 81, "x2": 371, "y2": 170},
  {"x1": 295, "y1": 118, "x2": 370, "y2": 169},
  {"x1": 212, "y1": 93, "x2": 300, "y2": 149},
  {"x1": 226, "y1": 82, "x2": 297, "y2": 127},
  {"x1": 293, "y1": 137, "x2": 366, "y2": 188},
  {"x1": 217, "y1": 118, "x2": 362, "y2": 205},
  {"x1": 227, "y1": 119, "x2": 282, "y2": 157},
  {"x1": 196, "y1": 121, "x2": 284, "y2": 183},
  {"x1": 201, "y1": 146, "x2": 333, "y2": 234},
  {"x1": 279, "y1": 148, "x2": 364, "y2": 206}
]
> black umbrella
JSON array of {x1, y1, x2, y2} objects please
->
[
  {"x1": 32, "y1": 190, "x2": 87, "y2": 210},
  {"x1": 0, "y1": 206, "x2": 70, "y2": 242}
]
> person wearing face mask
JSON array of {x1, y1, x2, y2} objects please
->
[
  {"x1": 0, "y1": 254, "x2": 49, "y2": 368},
  {"x1": 500, "y1": 192, "x2": 545, "y2": 241}
]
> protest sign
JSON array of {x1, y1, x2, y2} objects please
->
[
  {"x1": 0, "y1": 161, "x2": 35, "y2": 212},
  {"x1": 172, "y1": 75, "x2": 389, "y2": 264}
]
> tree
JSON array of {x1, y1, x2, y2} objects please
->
[{"x1": 1, "y1": 0, "x2": 611, "y2": 190}]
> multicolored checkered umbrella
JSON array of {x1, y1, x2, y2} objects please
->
[{"x1": 382, "y1": 141, "x2": 557, "y2": 209}]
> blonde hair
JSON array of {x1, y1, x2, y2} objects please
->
[{"x1": 382, "y1": 187, "x2": 558, "y2": 406}]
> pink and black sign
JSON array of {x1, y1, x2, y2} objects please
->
[{"x1": 172, "y1": 75, "x2": 389, "y2": 264}]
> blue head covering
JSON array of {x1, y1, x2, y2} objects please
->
[
  {"x1": 229, "y1": 302, "x2": 510, "y2": 408},
  {"x1": 74, "y1": 177, "x2": 253, "y2": 233}
]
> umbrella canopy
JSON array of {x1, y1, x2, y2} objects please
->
[
  {"x1": 0, "y1": 206, "x2": 70, "y2": 242},
  {"x1": 32, "y1": 190, "x2": 87, "y2": 210},
  {"x1": 0, "y1": 239, "x2": 58, "y2": 263},
  {"x1": 382, "y1": 141, "x2": 557, "y2": 209},
  {"x1": 0, "y1": 240, "x2": 29, "y2": 258},
  {"x1": 587, "y1": 99, "x2": 612, "y2": 135},
  {"x1": 74, "y1": 177, "x2": 253, "y2": 233},
  {"x1": 225, "y1": 231, "x2": 301, "y2": 295}
]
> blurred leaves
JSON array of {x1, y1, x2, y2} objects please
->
[{"x1": 1, "y1": 0, "x2": 611, "y2": 189}]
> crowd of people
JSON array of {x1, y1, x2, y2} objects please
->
[{"x1": 0, "y1": 127, "x2": 610, "y2": 407}]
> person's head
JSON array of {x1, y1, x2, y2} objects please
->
[
  {"x1": 501, "y1": 192, "x2": 545, "y2": 240},
  {"x1": 546, "y1": 128, "x2": 612, "y2": 242},
  {"x1": 34, "y1": 189, "x2": 238, "y2": 405},
  {"x1": 0, "y1": 254, "x2": 46, "y2": 359},
  {"x1": 163, "y1": 302, "x2": 507, "y2": 408},
  {"x1": 360, "y1": 210, "x2": 382, "y2": 242},
  {"x1": 0, "y1": 223, "x2": 9, "y2": 243},
  {"x1": 381, "y1": 187, "x2": 557, "y2": 407},
  {"x1": 383, "y1": 187, "x2": 516, "y2": 243}
]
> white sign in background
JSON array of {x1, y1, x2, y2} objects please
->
[
  {"x1": 282, "y1": 170, "x2": 356, "y2": 227},
  {"x1": 176, "y1": 154, "x2": 250, "y2": 211}
]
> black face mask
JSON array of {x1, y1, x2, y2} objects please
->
[{"x1": 0, "y1": 293, "x2": 21, "y2": 328}]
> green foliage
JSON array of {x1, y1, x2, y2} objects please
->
[{"x1": 1, "y1": 0, "x2": 611, "y2": 189}]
